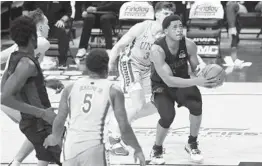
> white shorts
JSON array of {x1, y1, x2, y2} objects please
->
[
  {"x1": 118, "y1": 56, "x2": 151, "y2": 94},
  {"x1": 1, "y1": 105, "x2": 21, "y2": 123},
  {"x1": 63, "y1": 144, "x2": 109, "y2": 166}
]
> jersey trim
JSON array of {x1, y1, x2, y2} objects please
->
[{"x1": 100, "y1": 101, "x2": 110, "y2": 144}]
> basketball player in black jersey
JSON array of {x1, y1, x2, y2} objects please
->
[
  {"x1": 1, "y1": 16, "x2": 61, "y2": 166},
  {"x1": 149, "y1": 15, "x2": 219, "y2": 164}
]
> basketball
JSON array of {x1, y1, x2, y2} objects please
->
[{"x1": 201, "y1": 64, "x2": 226, "y2": 88}]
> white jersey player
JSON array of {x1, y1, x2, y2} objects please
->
[
  {"x1": 107, "y1": 2, "x2": 176, "y2": 155},
  {"x1": 43, "y1": 48, "x2": 146, "y2": 166}
]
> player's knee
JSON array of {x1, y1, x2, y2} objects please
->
[
  {"x1": 188, "y1": 101, "x2": 202, "y2": 116},
  {"x1": 159, "y1": 113, "x2": 175, "y2": 129}
]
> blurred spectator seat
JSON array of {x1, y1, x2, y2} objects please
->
[
  {"x1": 89, "y1": 11, "x2": 120, "y2": 48},
  {"x1": 237, "y1": 12, "x2": 262, "y2": 39},
  {"x1": 118, "y1": 1, "x2": 154, "y2": 33},
  {"x1": 186, "y1": 1, "x2": 224, "y2": 58}
]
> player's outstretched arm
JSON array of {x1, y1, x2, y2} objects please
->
[
  {"x1": 1, "y1": 57, "x2": 46, "y2": 118},
  {"x1": 109, "y1": 22, "x2": 146, "y2": 69},
  {"x1": 150, "y1": 45, "x2": 215, "y2": 88}
]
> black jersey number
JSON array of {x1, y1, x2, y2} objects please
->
[{"x1": 82, "y1": 93, "x2": 93, "y2": 113}]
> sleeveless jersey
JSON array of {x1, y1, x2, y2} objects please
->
[
  {"x1": 5, "y1": 51, "x2": 51, "y2": 129},
  {"x1": 151, "y1": 36, "x2": 190, "y2": 91},
  {"x1": 63, "y1": 77, "x2": 113, "y2": 160},
  {"x1": 120, "y1": 20, "x2": 159, "y2": 70}
]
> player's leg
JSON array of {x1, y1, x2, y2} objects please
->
[
  {"x1": 149, "y1": 88, "x2": 176, "y2": 165},
  {"x1": 1, "y1": 106, "x2": 34, "y2": 166},
  {"x1": 225, "y1": 2, "x2": 245, "y2": 66},
  {"x1": 176, "y1": 86, "x2": 203, "y2": 163},
  {"x1": 107, "y1": 58, "x2": 135, "y2": 156},
  {"x1": 131, "y1": 70, "x2": 158, "y2": 120},
  {"x1": 9, "y1": 139, "x2": 35, "y2": 166},
  {"x1": 107, "y1": 83, "x2": 149, "y2": 156},
  {"x1": 108, "y1": 62, "x2": 157, "y2": 155}
]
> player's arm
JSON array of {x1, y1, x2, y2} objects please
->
[
  {"x1": 1, "y1": 70, "x2": 9, "y2": 92},
  {"x1": 51, "y1": 84, "x2": 73, "y2": 140},
  {"x1": 109, "y1": 84, "x2": 143, "y2": 153},
  {"x1": 186, "y1": 38, "x2": 206, "y2": 76},
  {"x1": 43, "y1": 84, "x2": 73, "y2": 148},
  {"x1": 150, "y1": 44, "x2": 204, "y2": 88},
  {"x1": 109, "y1": 22, "x2": 146, "y2": 68},
  {"x1": 1, "y1": 57, "x2": 46, "y2": 118}
]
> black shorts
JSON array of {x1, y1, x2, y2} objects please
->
[
  {"x1": 20, "y1": 118, "x2": 62, "y2": 165},
  {"x1": 152, "y1": 86, "x2": 202, "y2": 116}
]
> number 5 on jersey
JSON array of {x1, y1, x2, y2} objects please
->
[{"x1": 82, "y1": 93, "x2": 93, "y2": 113}]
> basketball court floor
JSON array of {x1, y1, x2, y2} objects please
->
[{"x1": 1, "y1": 36, "x2": 262, "y2": 165}]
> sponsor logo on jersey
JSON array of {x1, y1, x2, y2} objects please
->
[{"x1": 178, "y1": 50, "x2": 186, "y2": 58}]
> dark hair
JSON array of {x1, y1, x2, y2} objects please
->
[
  {"x1": 28, "y1": 8, "x2": 45, "y2": 24},
  {"x1": 10, "y1": 16, "x2": 37, "y2": 47},
  {"x1": 85, "y1": 48, "x2": 109, "y2": 75},
  {"x1": 162, "y1": 14, "x2": 182, "y2": 30},
  {"x1": 154, "y1": 2, "x2": 176, "y2": 13}
]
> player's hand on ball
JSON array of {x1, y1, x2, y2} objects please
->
[
  {"x1": 43, "y1": 134, "x2": 59, "y2": 149},
  {"x1": 134, "y1": 150, "x2": 146, "y2": 166},
  {"x1": 194, "y1": 77, "x2": 218, "y2": 88},
  {"x1": 197, "y1": 64, "x2": 226, "y2": 88},
  {"x1": 42, "y1": 107, "x2": 57, "y2": 125}
]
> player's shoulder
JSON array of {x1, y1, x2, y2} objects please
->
[
  {"x1": 140, "y1": 20, "x2": 152, "y2": 25},
  {"x1": 131, "y1": 20, "x2": 150, "y2": 31},
  {"x1": 151, "y1": 43, "x2": 165, "y2": 61},
  {"x1": 185, "y1": 37, "x2": 196, "y2": 45},
  {"x1": 185, "y1": 37, "x2": 197, "y2": 50},
  {"x1": 18, "y1": 56, "x2": 36, "y2": 70},
  {"x1": 143, "y1": 20, "x2": 155, "y2": 25},
  {"x1": 37, "y1": 36, "x2": 50, "y2": 52},
  {"x1": 14, "y1": 56, "x2": 37, "y2": 76},
  {"x1": 154, "y1": 36, "x2": 165, "y2": 45}
]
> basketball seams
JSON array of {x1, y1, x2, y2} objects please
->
[
  {"x1": 203, "y1": 64, "x2": 225, "y2": 80},
  {"x1": 203, "y1": 65, "x2": 214, "y2": 78}
]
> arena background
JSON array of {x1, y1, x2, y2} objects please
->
[{"x1": 1, "y1": 1, "x2": 262, "y2": 166}]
